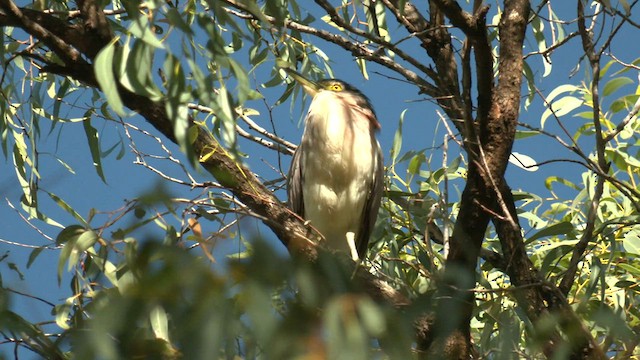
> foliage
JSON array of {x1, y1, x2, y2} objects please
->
[{"x1": 1, "y1": 0, "x2": 640, "y2": 359}]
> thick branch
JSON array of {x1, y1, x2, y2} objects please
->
[
  {"x1": 76, "y1": 0, "x2": 113, "y2": 59},
  {"x1": 470, "y1": 5, "x2": 493, "y2": 128},
  {"x1": 0, "y1": 0, "x2": 86, "y2": 65},
  {"x1": 429, "y1": 1, "x2": 528, "y2": 357},
  {"x1": 487, "y1": 1, "x2": 605, "y2": 358},
  {"x1": 429, "y1": 0, "x2": 478, "y2": 34}
]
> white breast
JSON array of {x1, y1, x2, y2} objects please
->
[{"x1": 299, "y1": 91, "x2": 380, "y2": 252}]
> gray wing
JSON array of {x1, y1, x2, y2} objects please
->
[
  {"x1": 287, "y1": 145, "x2": 305, "y2": 217},
  {"x1": 356, "y1": 142, "x2": 384, "y2": 258}
]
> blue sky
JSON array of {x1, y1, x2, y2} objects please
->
[{"x1": 2, "y1": 0, "x2": 639, "y2": 357}]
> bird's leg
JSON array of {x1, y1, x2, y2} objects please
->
[{"x1": 346, "y1": 231, "x2": 359, "y2": 261}]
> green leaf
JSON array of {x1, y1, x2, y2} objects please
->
[
  {"x1": 249, "y1": 45, "x2": 269, "y2": 67},
  {"x1": 357, "y1": 297, "x2": 385, "y2": 337},
  {"x1": 545, "y1": 176, "x2": 580, "y2": 192},
  {"x1": 541, "y1": 96, "x2": 583, "y2": 128},
  {"x1": 509, "y1": 152, "x2": 539, "y2": 172},
  {"x1": 122, "y1": 39, "x2": 162, "y2": 100},
  {"x1": 101, "y1": 139, "x2": 122, "y2": 158},
  {"x1": 321, "y1": 14, "x2": 344, "y2": 31},
  {"x1": 390, "y1": 110, "x2": 407, "y2": 163},
  {"x1": 364, "y1": 0, "x2": 391, "y2": 47},
  {"x1": 609, "y1": 94, "x2": 639, "y2": 114},
  {"x1": 613, "y1": 59, "x2": 640, "y2": 76},
  {"x1": 55, "y1": 225, "x2": 85, "y2": 246},
  {"x1": 603, "y1": 77, "x2": 633, "y2": 97},
  {"x1": 48, "y1": 192, "x2": 88, "y2": 227},
  {"x1": 164, "y1": 7, "x2": 194, "y2": 34},
  {"x1": 601, "y1": 59, "x2": 616, "y2": 77},
  {"x1": 128, "y1": 16, "x2": 165, "y2": 49},
  {"x1": 523, "y1": 61, "x2": 536, "y2": 109},
  {"x1": 76, "y1": 230, "x2": 99, "y2": 252},
  {"x1": 12, "y1": 133, "x2": 31, "y2": 204},
  {"x1": 54, "y1": 299, "x2": 73, "y2": 330},
  {"x1": 620, "y1": 0, "x2": 631, "y2": 15},
  {"x1": 61, "y1": 230, "x2": 98, "y2": 281},
  {"x1": 623, "y1": 231, "x2": 640, "y2": 255},
  {"x1": 214, "y1": 84, "x2": 237, "y2": 150},
  {"x1": 150, "y1": 305, "x2": 171, "y2": 342},
  {"x1": 83, "y1": 118, "x2": 106, "y2": 183},
  {"x1": 167, "y1": 102, "x2": 190, "y2": 154},
  {"x1": 7, "y1": 262, "x2": 23, "y2": 280},
  {"x1": 95, "y1": 39, "x2": 125, "y2": 116},
  {"x1": 545, "y1": 84, "x2": 580, "y2": 103},
  {"x1": 407, "y1": 153, "x2": 425, "y2": 175},
  {"x1": 264, "y1": 0, "x2": 287, "y2": 26},
  {"x1": 515, "y1": 130, "x2": 540, "y2": 139},
  {"x1": 26, "y1": 246, "x2": 45, "y2": 268},
  {"x1": 617, "y1": 263, "x2": 640, "y2": 277},
  {"x1": 531, "y1": 16, "x2": 552, "y2": 77},
  {"x1": 86, "y1": 248, "x2": 120, "y2": 286},
  {"x1": 228, "y1": 59, "x2": 261, "y2": 103},
  {"x1": 356, "y1": 58, "x2": 369, "y2": 80},
  {"x1": 537, "y1": 239, "x2": 579, "y2": 253},
  {"x1": 56, "y1": 225, "x2": 84, "y2": 284},
  {"x1": 163, "y1": 54, "x2": 194, "y2": 162},
  {"x1": 53, "y1": 154, "x2": 76, "y2": 174},
  {"x1": 52, "y1": 79, "x2": 71, "y2": 123},
  {"x1": 526, "y1": 221, "x2": 575, "y2": 244}
]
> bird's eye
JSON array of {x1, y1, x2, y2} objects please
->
[{"x1": 330, "y1": 83, "x2": 343, "y2": 91}]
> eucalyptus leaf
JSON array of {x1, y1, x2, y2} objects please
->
[{"x1": 94, "y1": 40, "x2": 126, "y2": 116}]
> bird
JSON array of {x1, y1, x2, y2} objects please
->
[{"x1": 285, "y1": 69, "x2": 384, "y2": 261}]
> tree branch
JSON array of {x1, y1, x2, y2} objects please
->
[
  {"x1": 0, "y1": 0, "x2": 86, "y2": 65},
  {"x1": 221, "y1": 1, "x2": 439, "y2": 97},
  {"x1": 313, "y1": 0, "x2": 440, "y2": 82},
  {"x1": 558, "y1": 0, "x2": 609, "y2": 298},
  {"x1": 76, "y1": 0, "x2": 113, "y2": 59},
  {"x1": 382, "y1": 0, "x2": 468, "y2": 133},
  {"x1": 487, "y1": 1, "x2": 606, "y2": 358}
]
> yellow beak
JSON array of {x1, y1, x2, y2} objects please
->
[{"x1": 282, "y1": 68, "x2": 320, "y2": 97}]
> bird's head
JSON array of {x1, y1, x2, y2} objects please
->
[{"x1": 283, "y1": 68, "x2": 374, "y2": 113}]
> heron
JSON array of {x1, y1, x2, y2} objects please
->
[{"x1": 285, "y1": 69, "x2": 384, "y2": 261}]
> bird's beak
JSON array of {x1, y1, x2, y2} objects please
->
[{"x1": 282, "y1": 68, "x2": 320, "y2": 97}]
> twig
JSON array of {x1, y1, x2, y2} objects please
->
[
  {"x1": 604, "y1": 80, "x2": 640, "y2": 142},
  {"x1": 313, "y1": 0, "x2": 439, "y2": 81},
  {"x1": 221, "y1": 2, "x2": 439, "y2": 97},
  {"x1": 189, "y1": 103, "x2": 296, "y2": 155},
  {"x1": 5, "y1": 198, "x2": 56, "y2": 244},
  {"x1": 237, "y1": 111, "x2": 296, "y2": 151},
  {"x1": 4, "y1": 288, "x2": 57, "y2": 307}
]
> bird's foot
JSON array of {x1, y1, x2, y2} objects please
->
[{"x1": 346, "y1": 232, "x2": 359, "y2": 262}]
